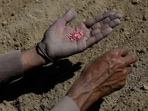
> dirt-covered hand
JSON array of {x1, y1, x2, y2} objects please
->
[
  {"x1": 67, "y1": 46, "x2": 137, "y2": 111},
  {"x1": 39, "y1": 8, "x2": 121, "y2": 61}
]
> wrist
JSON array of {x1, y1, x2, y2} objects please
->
[
  {"x1": 67, "y1": 91, "x2": 92, "y2": 111},
  {"x1": 66, "y1": 77, "x2": 101, "y2": 111},
  {"x1": 36, "y1": 42, "x2": 54, "y2": 63}
]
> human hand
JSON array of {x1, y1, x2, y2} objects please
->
[
  {"x1": 67, "y1": 46, "x2": 137, "y2": 111},
  {"x1": 38, "y1": 8, "x2": 122, "y2": 62}
]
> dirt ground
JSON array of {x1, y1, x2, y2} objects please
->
[{"x1": 0, "y1": 0, "x2": 147, "y2": 111}]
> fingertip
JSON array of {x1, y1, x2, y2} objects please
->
[
  {"x1": 106, "y1": 26, "x2": 113, "y2": 30},
  {"x1": 69, "y1": 7, "x2": 77, "y2": 16},
  {"x1": 116, "y1": 13, "x2": 123, "y2": 18},
  {"x1": 103, "y1": 11, "x2": 115, "y2": 18},
  {"x1": 132, "y1": 54, "x2": 138, "y2": 62},
  {"x1": 114, "y1": 19, "x2": 121, "y2": 24},
  {"x1": 124, "y1": 54, "x2": 138, "y2": 67},
  {"x1": 62, "y1": 7, "x2": 77, "y2": 22},
  {"x1": 118, "y1": 46, "x2": 128, "y2": 50},
  {"x1": 116, "y1": 46, "x2": 129, "y2": 56},
  {"x1": 69, "y1": 7, "x2": 75, "y2": 11},
  {"x1": 108, "y1": 18, "x2": 121, "y2": 28},
  {"x1": 102, "y1": 27, "x2": 112, "y2": 36}
]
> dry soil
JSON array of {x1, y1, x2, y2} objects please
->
[{"x1": 0, "y1": 0, "x2": 148, "y2": 111}]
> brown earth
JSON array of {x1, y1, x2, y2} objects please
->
[{"x1": 0, "y1": 0, "x2": 148, "y2": 111}]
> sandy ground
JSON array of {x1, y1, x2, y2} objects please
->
[{"x1": 0, "y1": 0, "x2": 147, "y2": 111}]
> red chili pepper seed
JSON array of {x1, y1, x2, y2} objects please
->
[{"x1": 69, "y1": 30, "x2": 84, "y2": 41}]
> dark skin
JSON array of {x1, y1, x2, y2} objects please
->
[{"x1": 67, "y1": 46, "x2": 137, "y2": 111}]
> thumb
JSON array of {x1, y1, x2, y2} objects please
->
[{"x1": 61, "y1": 8, "x2": 77, "y2": 24}]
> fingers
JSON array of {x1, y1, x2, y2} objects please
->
[
  {"x1": 114, "y1": 46, "x2": 137, "y2": 66},
  {"x1": 115, "y1": 46, "x2": 129, "y2": 56},
  {"x1": 113, "y1": 46, "x2": 137, "y2": 65},
  {"x1": 88, "y1": 12, "x2": 121, "y2": 39},
  {"x1": 109, "y1": 13, "x2": 122, "y2": 20},
  {"x1": 124, "y1": 54, "x2": 138, "y2": 66},
  {"x1": 108, "y1": 19, "x2": 121, "y2": 28},
  {"x1": 61, "y1": 8, "x2": 76, "y2": 24},
  {"x1": 102, "y1": 18, "x2": 121, "y2": 28},
  {"x1": 91, "y1": 24, "x2": 109, "y2": 36},
  {"x1": 94, "y1": 27, "x2": 112, "y2": 40},
  {"x1": 102, "y1": 13, "x2": 122, "y2": 24},
  {"x1": 86, "y1": 27, "x2": 112, "y2": 47},
  {"x1": 91, "y1": 17, "x2": 121, "y2": 30},
  {"x1": 84, "y1": 11, "x2": 114, "y2": 27},
  {"x1": 91, "y1": 28, "x2": 101, "y2": 36},
  {"x1": 84, "y1": 11, "x2": 122, "y2": 27}
]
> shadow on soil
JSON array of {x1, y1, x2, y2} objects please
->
[
  {"x1": 0, "y1": 59, "x2": 81, "y2": 101},
  {"x1": 0, "y1": 59, "x2": 104, "y2": 111}
]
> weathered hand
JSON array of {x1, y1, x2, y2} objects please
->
[
  {"x1": 40, "y1": 8, "x2": 121, "y2": 61},
  {"x1": 67, "y1": 46, "x2": 137, "y2": 111}
]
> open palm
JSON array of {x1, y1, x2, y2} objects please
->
[{"x1": 41, "y1": 8, "x2": 122, "y2": 60}]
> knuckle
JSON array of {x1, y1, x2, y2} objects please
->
[
  {"x1": 114, "y1": 50, "x2": 120, "y2": 56},
  {"x1": 109, "y1": 49, "x2": 120, "y2": 56}
]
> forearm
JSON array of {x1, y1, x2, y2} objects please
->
[
  {"x1": 0, "y1": 46, "x2": 47, "y2": 86},
  {"x1": 21, "y1": 46, "x2": 46, "y2": 71}
]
